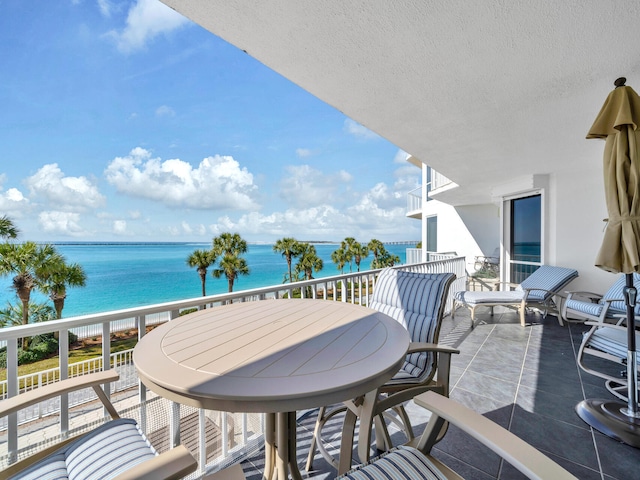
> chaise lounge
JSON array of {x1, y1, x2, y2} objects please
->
[{"x1": 453, "y1": 265, "x2": 578, "y2": 327}]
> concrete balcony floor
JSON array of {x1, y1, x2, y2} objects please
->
[{"x1": 239, "y1": 307, "x2": 640, "y2": 479}]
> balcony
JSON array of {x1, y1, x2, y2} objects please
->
[
  {"x1": 0, "y1": 257, "x2": 638, "y2": 479},
  {"x1": 406, "y1": 171, "x2": 454, "y2": 219}
]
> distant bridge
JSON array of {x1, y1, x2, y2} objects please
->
[{"x1": 384, "y1": 241, "x2": 419, "y2": 245}]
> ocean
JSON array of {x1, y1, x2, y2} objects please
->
[{"x1": 0, "y1": 242, "x2": 413, "y2": 317}]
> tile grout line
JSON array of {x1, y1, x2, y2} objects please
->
[{"x1": 567, "y1": 322, "x2": 606, "y2": 480}]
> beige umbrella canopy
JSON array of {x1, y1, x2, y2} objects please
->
[{"x1": 587, "y1": 80, "x2": 640, "y2": 274}]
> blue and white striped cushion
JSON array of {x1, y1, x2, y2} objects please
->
[
  {"x1": 338, "y1": 446, "x2": 447, "y2": 480},
  {"x1": 454, "y1": 290, "x2": 523, "y2": 305},
  {"x1": 65, "y1": 419, "x2": 157, "y2": 480},
  {"x1": 517, "y1": 265, "x2": 578, "y2": 301},
  {"x1": 587, "y1": 327, "x2": 640, "y2": 359},
  {"x1": 370, "y1": 269, "x2": 454, "y2": 383},
  {"x1": 11, "y1": 452, "x2": 68, "y2": 480},
  {"x1": 564, "y1": 298, "x2": 605, "y2": 317},
  {"x1": 602, "y1": 273, "x2": 640, "y2": 315}
]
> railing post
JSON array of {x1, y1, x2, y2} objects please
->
[
  {"x1": 102, "y1": 322, "x2": 111, "y2": 418},
  {"x1": 59, "y1": 328, "x2": 69, "y2": 437},
  {"x1": 7, "y1": 338, "x2": 18, "y2": 464},
  {"x1": 137, "y1": 315, "x2": 148, "y2": 434}
]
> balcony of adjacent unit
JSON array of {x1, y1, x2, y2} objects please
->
[{"x1": 406, "y1": 168, "x2": 454, "y2": 218}]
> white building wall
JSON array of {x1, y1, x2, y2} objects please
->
[{"x1": 424, "y1": 199, "x2": 499, "y2": 275}]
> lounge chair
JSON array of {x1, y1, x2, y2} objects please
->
[
  {"x1": 0, "y1": 370, "x2": 197, "y2": 480},
  {"x1": 453, "y1": 265, "x2": 579, "y2": 327},
  {"x1": 306, "y1": 268, "x2": 458, "y2": 473},
  {"x1": 561, "y1": 273, "x2": 640, "y2": 326},
  {"x1": 338, "y1": 391, "x2": 577, "y2": 480},
  {"x1": 578, "y1": 319, "x2": 640, "y2": 401}
]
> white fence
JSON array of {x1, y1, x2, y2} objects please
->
[{"x1": 0, "y1": 257, "x2": 466, "y2": 477}]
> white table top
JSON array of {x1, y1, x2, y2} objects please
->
[{"x1": 134, "y1": 299, "x2": 409, "y2": 413}]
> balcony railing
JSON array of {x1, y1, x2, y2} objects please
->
[
  {"x1": 407, "y1": 186, "x2": 422, "y2": 212},
  {"x1": 0, "y1": 256, "x2": 465, "y2": 478}
]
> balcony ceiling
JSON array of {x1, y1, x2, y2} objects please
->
[{"x1": 161, "y1": 0, "x2": 640, "y2": 205}]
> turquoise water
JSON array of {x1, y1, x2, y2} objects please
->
[{"x1": 0, "y1": 242, "x2": 412, "y2": 317}]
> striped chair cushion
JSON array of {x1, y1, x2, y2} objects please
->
[
  {"x1": 369, "y1": 269, "x2": 454, "y2": 384},
  {"x1": 517, "y1": 265, "x2": 578, "y2": 301},
  {"x1": 454, "y1": 290, "x2": 523, "y2": 306},
  {"x1": 564, "y1": 298, "x2": 605, "y2": 317},
  {"x1": 587, "y1": 327, "x2": 640, "y2": 360},
  {"x1": 601, "y1": 273, "x2": 640, "y2": 315},
  {"x1": 13, "y1": 452, "x2": 67, "y2": 480},
  {"x1": 338, "y1": 446, "x2": 447, "y2": 480},
  {"x1": 13, "y1": 419, "x2": 157, "y2": 480}
]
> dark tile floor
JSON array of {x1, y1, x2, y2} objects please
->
[{"x1": 240, "y1": 307, "x2": 640, "y2": 479}]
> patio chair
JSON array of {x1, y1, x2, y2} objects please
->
[
  {"x1": 577, "y1": 319, "x2": 640, "y2": 402},
  {"x1": 561, "y1": 273, "x2": 640, "y2": 326},
  {"x1": 453, "y1": 265, "x2": 579, "y2": 327},
  {"x1": 338, "y1": 391, "x2": 577, "y2": 480},
  {"x1": 306, "y1": 268, "x2": 458, "y2": 473},
  {"x1": 0, "y1": 370, "x2": 197, "y2": 480}
]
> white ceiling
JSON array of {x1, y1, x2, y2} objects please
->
[{"x1": 160, "y1": 0, "x2": 640, "y2": 205}]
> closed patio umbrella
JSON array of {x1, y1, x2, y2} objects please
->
[{"x1": 577, "y1": 77, "x2": 640, "y2": 447}]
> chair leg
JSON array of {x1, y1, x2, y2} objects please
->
[{"x1": 305, "y1": 406, "x2": 325, "y2": 471}]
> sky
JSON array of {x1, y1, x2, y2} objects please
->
[{"x1": 0, "y1": 0, "x2": 421, "y2": 243}]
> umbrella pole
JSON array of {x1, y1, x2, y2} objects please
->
[
  {"x1": 576, "y1": 273, "x2": 640, "y2": 447},
  {"x1": 623, "y1": 273, "x2": 639, "y2": 416}
]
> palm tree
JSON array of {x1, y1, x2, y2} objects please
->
[
  {"x1": 0, "y1": 301, "x2": 55, "y2": 328},
  {"x1": 0, "y1": 215, "x2": 19, "y2": 240},
  {"x1": 375, "y1": 250, "x2": 401, "y2": 268},
  {"x1": 0, "y1": 242, "x2": 62, "y2": 331},
  {"x1": 352, "y1": 242, "x2": 369, "y2": 272},
  {"x1": 294, "y1": 243, "x2": 323, "y2": 280},
  {"x1": 273, "y1": 237, "x2": 302, "y2": 283},
  {"x1": 331, "y1": 247, "x2": 348, "y2": 274},
  {"x1": 340, "y1": 237, "x2": 357, "y2": 272},
  {"x1": 212, "y1": 232, "x2": 248, "y2": 257},
  {"x1": 367, "y1": 239, "x2": 384, "y2": 267},
  {"x1": 213, "y1": 254, "x2": 250, "y2": 292},
  {"x1": 187, "y1": 249, "x2": 216, "y2": 296},
  {"x1": 39, "y1": 258, "x2": 87, "y2": 319}
]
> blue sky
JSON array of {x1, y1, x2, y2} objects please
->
[{"x1": 0, "y1": 0, "x2": 420, "y2": 243}]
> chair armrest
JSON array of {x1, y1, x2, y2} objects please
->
[
  {"x1": 407, "y1": 342, "x2": 460, "y2": 355},
  {"x1": 413, "y1": 391, "x2": 577, "y2": 480},
  {"x1": 0, "y1": 369, "x2": 119, "y2": 418},
  {"x1": 112, "y1": 445, "x2": 198, "y2": 480},
  {"x1": 493, "y1": 282, "x2": 518, "y2": 291},
  {"x1": 565, "y1": 291, "x2": 604, "y2": 302}
]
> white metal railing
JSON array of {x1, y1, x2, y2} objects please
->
[
  {"x1": 0, "y1": 257, "x2": 465, "y2": 476},
  {"x1": 407, "y1": 186, "x2": 421, "y2": 212},
  {"x1": 430, "y1": 170, "x2": 452, "y2": 191}
]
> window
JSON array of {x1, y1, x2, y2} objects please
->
[
  {"x1": 427, "y1": 215, "x2": 437, "y2": 252},
  {"x1": 508, "y1": 194, "x2": 541, "y2": 283}
]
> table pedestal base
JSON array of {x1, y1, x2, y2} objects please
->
[
  {"x1": 576, "y1": 398, "x2": 640, "y2": 448},
  {"x1": 264, "y1": 412, "x2": 302, "y2": 480}
]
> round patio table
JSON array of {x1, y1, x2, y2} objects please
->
[{"x1": 134, "y1": 298, "x2": 409, "y2": 480}]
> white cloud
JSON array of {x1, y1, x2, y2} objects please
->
[
  {"x1": 343, "y1": 119, "x2": 380, "y2": 139},
  {"x1": 104, "y1": 147, "x2": 259, "y2": 210},
  {"x1": 296, "y1": 148, "x2": 312, "y2": 158},
  {"x1": 97, "y1": 0, "x2": 114, "y2": 17},
  {"x1": 25, "y1": 164, "x2": 105, "y2": 212},
  {"x1": 279, "y1": 165, "x2": 352, "y2": 207},
  {"x1": 38, "y1": 211, "x2": 86, "y2": 236},
  {"x1": 393, "y1": 149, "x2": 410, "y2": 164},
  {"x1": 113, "y1": 220, "x2": 128, "y2": 234},
  {"x1": 156, "y1": 105, "x2": 175, "y2": 117},
  {"x1": 107, "y1": 0, "x2": 189, "y2": 54}
]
